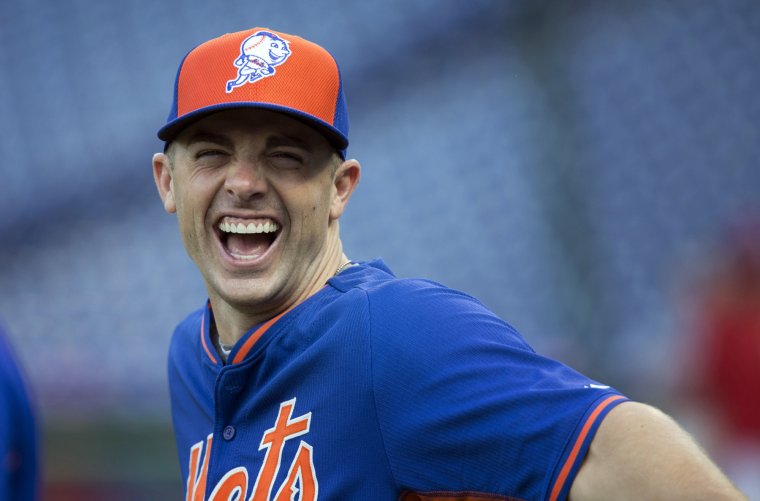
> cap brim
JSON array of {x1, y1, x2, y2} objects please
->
[{"x1": 157, "y1": 102, "x2": 348, "y2": 156}]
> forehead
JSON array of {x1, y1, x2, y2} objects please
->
[{"x1": 174, "y1": 108, "x2": 332, "y2": 151}]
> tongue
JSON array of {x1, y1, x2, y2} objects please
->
[{"x1": 226, "y1": 233, "x2": 270, "y2": 257}]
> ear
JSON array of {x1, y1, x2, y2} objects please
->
[
  {"x1": 152, "y1": 152, "x2": 177, "y2": 214},
  {"x1": 329, "y1": 159, "x2": 361, "y2": 220}
]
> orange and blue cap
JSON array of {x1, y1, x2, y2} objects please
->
[{"x1": 158, "y1": 27, "x2": 349, "y2": 157}]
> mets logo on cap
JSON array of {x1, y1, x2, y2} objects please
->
[{"x1": 225, "y1": 31, "x2": 292, "y2": 93}]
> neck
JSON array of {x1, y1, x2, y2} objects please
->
[{"x1": 211, "y1": 234, "x2": 350, "y2": 346}]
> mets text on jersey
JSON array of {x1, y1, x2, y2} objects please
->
[{"x1": 186, "y1": 398, "x2": 317, "y2": 501}]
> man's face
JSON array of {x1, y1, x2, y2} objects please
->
[{"x1": 153, "y1": 109, "x2": 351, "y2": 316}]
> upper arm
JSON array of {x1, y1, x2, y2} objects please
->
[{"x1": 569, "y1": 401, "x2": 747, "y2": 501}]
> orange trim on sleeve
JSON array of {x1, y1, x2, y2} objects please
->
[{"x1": 549, "y1": 395, "x2": 626, "y2": 501}]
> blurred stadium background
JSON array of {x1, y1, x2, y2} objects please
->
[{"x1": 1, "y1": 0, "x2": 759, "y2": 498}]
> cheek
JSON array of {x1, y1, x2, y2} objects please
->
[
  {"x1": 175, "y1": 200, "x2": 199, "y2": 247},
  {"x1": 277, "y1": 176, "x2": 334, "y2": 235},
  {"x1": 173, "y1": 182, "x2": 214, "y2": 243},
  {"x1": 174, "y1": 192, "x2": 197, "y2": 227},
  {"x1": 307, "y1": 190, "x2": 333, "y2": 221},
  {"x1": 284, "y1": 182, "x2": 324, "y2": 214},
  {"x1": 287, "y1": 199, "x2": 326, "y2": 241}
]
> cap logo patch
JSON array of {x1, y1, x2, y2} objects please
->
[{"x1": 225, "y1": 31, "x2": 292, "y2": 93}]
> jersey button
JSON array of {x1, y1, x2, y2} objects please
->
[{"x1": 222, "y1": 425, "x2": 236, "y2": 441}]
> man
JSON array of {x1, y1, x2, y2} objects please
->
[
  {"x1": 152, "y1": 27, "x2": 745, "y2": 500},
  {"x1": 0, "y1": 325, "x2": 38, "y2": 501}
]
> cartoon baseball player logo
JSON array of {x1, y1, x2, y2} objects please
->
[{"x1": 226, "y1": 31, "x2": 292, "y2": 93}]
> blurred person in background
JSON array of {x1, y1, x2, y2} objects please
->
[
  {"x1": 678, "y1": 214, "x2": 760, "y2": 499},
  {"x1": 0, "y1": 323, "x2": 39, "y2": 501}
]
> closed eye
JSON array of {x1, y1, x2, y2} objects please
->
[
  {"x1": 271, "y1": 151, "x2": 302, "y2": 160},
  {"x1": 191, "y1": 148, "x2": 230, "y2": 169},
  {"x1": 268, "y1": 150, "x2": 305, "y2": 168},
  {"x1": 196, "y1": 149, "x2": 226, "y2": 158}
]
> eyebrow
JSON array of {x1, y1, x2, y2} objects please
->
[
  {"x1": 265, "y1": 135, "x2": 312, "y2": 151},
  {"x1": 185, "y1": 132, "x2": 234, "y2": 149},
  {"x1": 184, "y1": 132, "x2": 312, "y2": 152}
]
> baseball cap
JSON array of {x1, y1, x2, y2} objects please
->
[{"x1": 157, "y1": 27, "x2": 349, "y2": 157}]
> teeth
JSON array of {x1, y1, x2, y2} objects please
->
[
  {"x1": 229, "y1": 252, "x2": 258, "y2": 260},
  {"x1": 218, "y1": 220, "x2": 279, "y2": 234}
]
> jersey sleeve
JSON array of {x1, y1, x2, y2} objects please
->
[
  {"x1": 365, "y1": 280, "x2": 627, "y2": 501},
  {"x1": 0, "y1": 330, "x2": 39, "y2": 501}
]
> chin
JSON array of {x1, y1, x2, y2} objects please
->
[{"x1": 208, "y1": 274, "x2": 278, "y2": 310}]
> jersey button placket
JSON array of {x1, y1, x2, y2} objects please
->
[{"x1": 222, "y1": 425, "x2": 236, "y2": 441}]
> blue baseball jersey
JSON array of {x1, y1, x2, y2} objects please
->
[
  {"x1": 0, "y1": 326, "x2": 38, "y2": 501},
  {"x1": 168, "y1": 259, "x2": 627, "y2": 501}
]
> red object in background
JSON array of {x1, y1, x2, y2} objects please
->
[
  {"x1": 702, "y1": 299, "x2": 760, "y2": 440},
  {"x1": 696, "y1": 216, "x2": 760, "y2": 442}
]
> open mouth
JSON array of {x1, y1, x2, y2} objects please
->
[{"x1": 217, "y1": 217, "x2": 280, "y2": 261}]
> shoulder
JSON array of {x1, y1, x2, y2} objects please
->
[
  {"x1": 331, "y1": 262, "x2": 536, "y2": 381},
  {"x1": 330, "y1": 259, "x2": 532, "y2": 352},
  {"x1": 334, "y1": 259, "x2": 509, "y2": 319},
  {"x1": 372, "y1": 278, "x2": 532, "y2": 355}
]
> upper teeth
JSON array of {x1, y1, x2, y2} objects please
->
[{"x1": 219, "y1": 221, "x2": 279, "y2": 234}]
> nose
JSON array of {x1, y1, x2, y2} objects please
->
[{"x1": 224, "y1": 159, "x2": 267, "y2": 201}]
